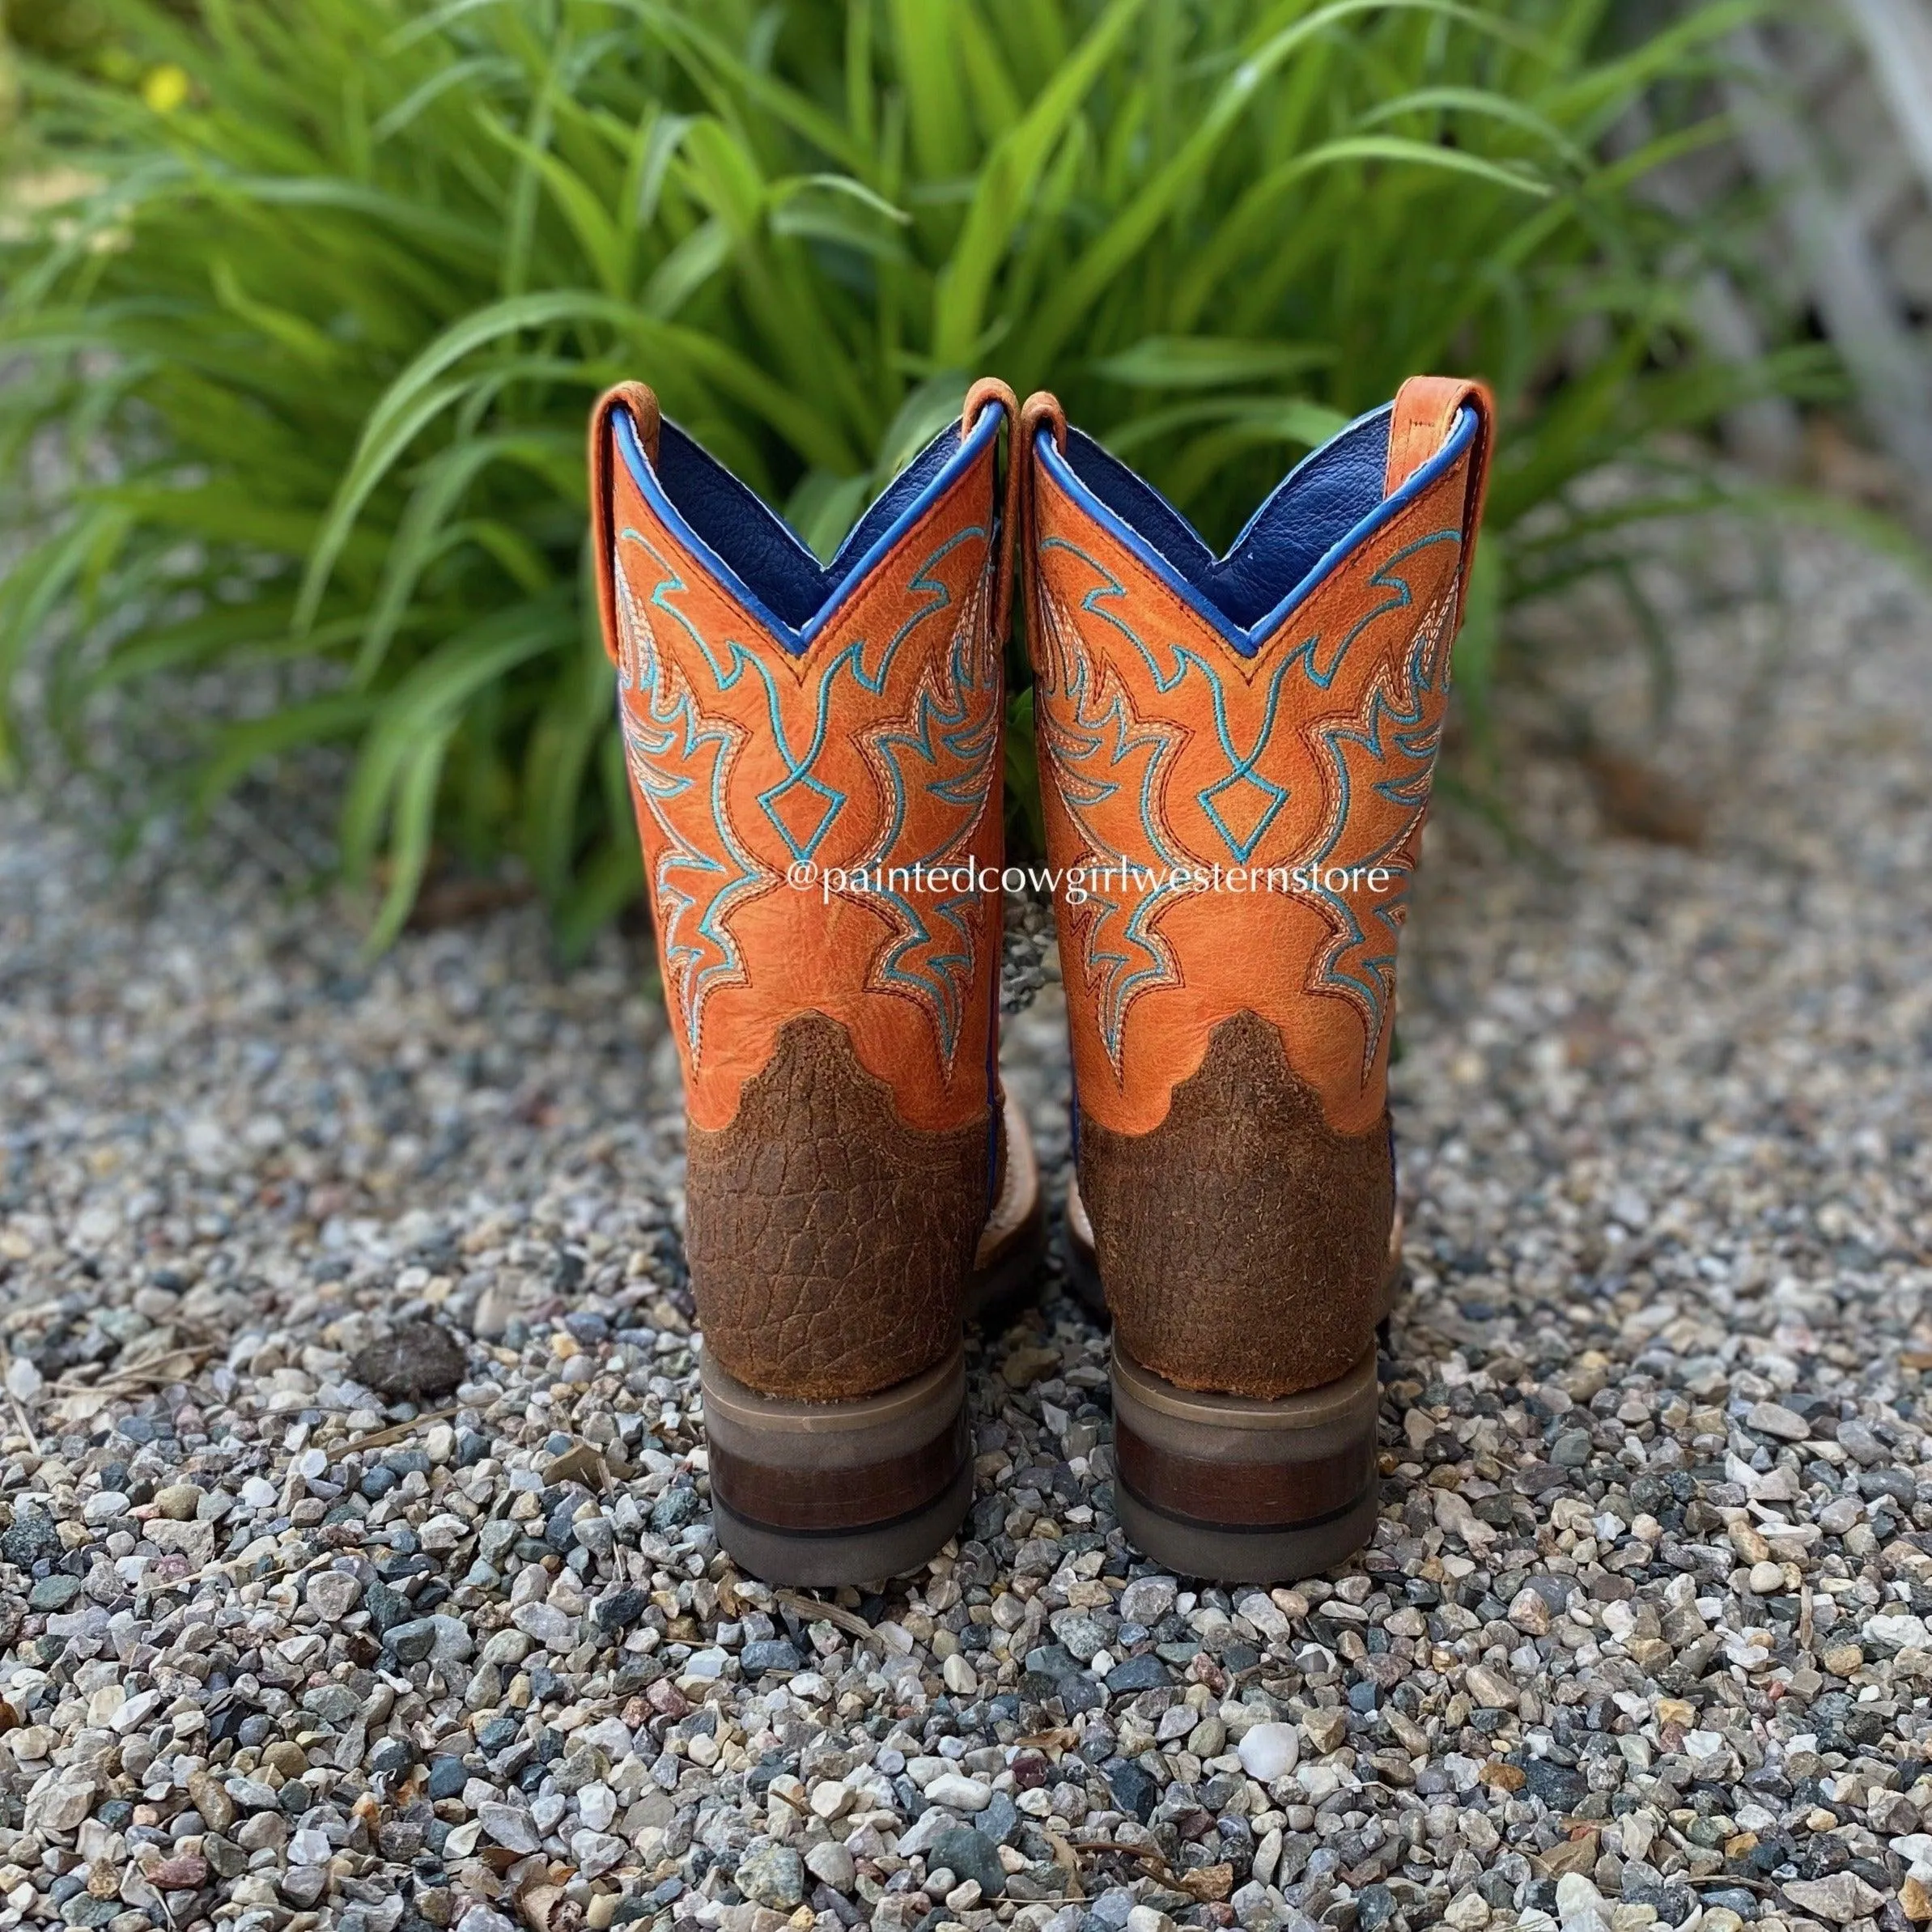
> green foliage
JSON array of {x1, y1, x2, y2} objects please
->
[{"x1": 0, "y1": 0, "x2": 1830, "y2": 948}]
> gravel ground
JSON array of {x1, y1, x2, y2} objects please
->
[{"x1": 2, "y1": 527, "x2": 1932, "y2": 1932}]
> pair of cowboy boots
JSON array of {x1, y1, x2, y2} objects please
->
[{"x1": 588, "y1": 374, "x2": 1493, "y2": 1586}]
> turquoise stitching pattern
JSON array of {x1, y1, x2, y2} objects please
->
[
  {"x1": 613, "y1": 529, "x2": 768, "y2": 1064},
  {"x1": 1034, "y1": 547, "x2": 1189, "y2": 1068},
  {"x1": 860, "y1": 562, "x2": 1001, "y2": 1061},
  {"x1": 1299, "y1": 532, "x2": 1461, "y2": 1073},
  {"x1": 615, "y1": 519, "x2": 996, "y2": 1068},
  {"x1": 1038, "y1": 524, "x2": 1462, "y2": 1072}
]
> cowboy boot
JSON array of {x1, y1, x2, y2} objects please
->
[
  {"x1": 1021, "y1": 378, "x2": 1493, "y2": 1580},
  {"x1": 588, "y1": 380, "x2": 1042, "y2": 1585}
]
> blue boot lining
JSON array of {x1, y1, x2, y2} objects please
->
[
  {"x1": 612, "y1": 402, "x2": 1004, "y2": 653},
  {"x1": 1039, "y1": 402, "x2": 1479, "y2": 656}
]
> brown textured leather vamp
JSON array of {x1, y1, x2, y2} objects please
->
[
  {"x1": 1078, "y1": 1010, "x2": 1391, "y2": 1400},
  {"x1": 685, "y1": 1014, "x2": 988, "y2": 1402}
]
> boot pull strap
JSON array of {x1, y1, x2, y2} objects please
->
[
  {"x1": 588, "y1": 380, "x2": 661, "y2": 672},
  {"x1": 963, "y1": 377, "x2": 1021, "y2": 648},
  {"x1": 1383, "y1": 375, "x2": 1496, "y2": 605},
  {"x1": 1014, "y1": 393, "x2": 1068, "y2": 672},
  {"x1": 1021, "y1": 389, "x2": 1068, "y2": 457}
]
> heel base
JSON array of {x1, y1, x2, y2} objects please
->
[
  {"x1": 1115, "y1": 1480, "x2": 1378, "y2": 1585},
  {"x1": 1110, "y1": 1342, "x2": 1380, "y2": 1583},
  {"x1": 711, "y1": 1461, "x2": 972, "y2": 1587},
  {"x1": 700, "y1": 1347, "x2": 973, "y2": 1586}
]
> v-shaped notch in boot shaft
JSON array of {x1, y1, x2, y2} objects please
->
[
  {"x1": 1034, "y1": 397, "x2": 1481, "y2": 656},
  {"x1": 609, "y1": 400, "x2": 1005, "y2": 653}
]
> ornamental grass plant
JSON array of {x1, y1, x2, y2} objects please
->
[{"x1": 0, "y1": 0, "x2": 1831, "y2": 948}]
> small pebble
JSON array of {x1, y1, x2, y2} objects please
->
[
  {"x1": 1237, "y1": 1722, "x2": 1299, "y2": 1782},
  {"x1": 349, "y1": 1322, "x2": 468, "y2": 1399}
]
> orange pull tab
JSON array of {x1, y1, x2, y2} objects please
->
[
  {"x1": 1383, "y1": 374, "x2": 1496, "y2": 600},
  {"x1": 963, "y1": 377, "x2": 1020, "y2": 648},
  {"x1": 587, "y1": 380, "x2": 662, "y2": 672},
  {"x1": 1014, "y1": 392, "x2": 1068, "y2": 675}
]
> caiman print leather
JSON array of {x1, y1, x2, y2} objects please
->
[
  {"x1": 1080, "y1": 1012, "x2": 1391, "y2": 1399},
  {"x1": 1026, "y1": 378, "x2": 1494, "y2": 1398},
  {"x1": 590, "y1": 380, "x2": 1017, "y2": 1401},
  {"x1": 685, "y1": 1015, "x2": 985, "y2": 1400}
]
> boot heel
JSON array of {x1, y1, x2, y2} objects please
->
[
  {"x1": 699, "y1": 1347, "x2": 972, "y2": 1586},
  {"x1": 1109, "y1": 1344, "x2": 1379, "y2": 1582}
]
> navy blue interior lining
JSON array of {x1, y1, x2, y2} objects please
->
[
  {"x1": 648, "y1": 418, "x2": 961, "y2": 631},
  {"x1": 1062, "y1": 405, "x2": 1395, "y2": 631}
]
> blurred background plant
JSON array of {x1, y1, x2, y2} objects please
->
[{"x1": 0, "y1": 0, "x2": 1883, "y2": 949}]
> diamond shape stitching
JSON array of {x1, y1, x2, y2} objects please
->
[
  {"x1": 758, "y1": 771, "x2": 845, "y2": 862},
  {"x1": 1198, "y1": 765, "x2": 1287, "y2": 863}
]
